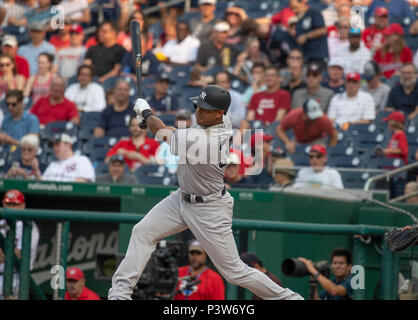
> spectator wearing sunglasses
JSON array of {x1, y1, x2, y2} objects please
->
[
  {"x1": 0, "y1": 90, "x2": 39, "y2": 147},
  {"x1": 293, "y1": 144, "x2": 344, "y2": 189}
]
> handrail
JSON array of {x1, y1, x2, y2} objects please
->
[
  {"x1": 0, "y1": 208, "x2": 388, "y2": 236},
  {"x1": 389, "y1": 191, "x2": 418, "y2": 203},
  {"x1": 142, "y1": 0, "x2": 191, "y2": 15},
  {"x1": 0, "y1": 208, "x2": 397, "y2": 300},
  {"x1": 364, "y1": 162, "x2": 418, "y2": 191}
]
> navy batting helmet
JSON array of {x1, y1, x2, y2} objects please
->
[{"x1": 189, "y1": 85, "x2": 231, "y2": 114}]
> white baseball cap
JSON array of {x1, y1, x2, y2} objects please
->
[
  {"x1": 303, "y1": 98, "x2": 323, "y2": 120},
  {"x1": 214, "y1": 21, "x2": 230, "y2": 32},
  {"x1": 199, "y1": 0, "x2": 217, "y2": 5},
  {"x1": 227, "y1": 153, "x2": 240, "y2": 165},
  {"x1": 327, "y1": 57, "x2": 344, "y2": 69},
  {"x1": 2, "y1": 35, "x2": 18, "y2": 47}
]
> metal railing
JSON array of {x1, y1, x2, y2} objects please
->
[
  {"x1": 364, "y1": 162, "x2": 418, "y2": 191},
  {"x1": 0, "y1": 208, "x2": 398, "y2": 300},
  {"x1": 142, "y1": 0, "x2": 192, "y2": 15}
]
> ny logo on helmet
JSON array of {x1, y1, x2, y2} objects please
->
[{"x1": 200, "y1": 91, "x2": 207, "y2": 100}]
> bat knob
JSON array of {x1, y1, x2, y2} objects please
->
[{"x1": 139, "y1": 120, "x2": 147, "y2": 129}]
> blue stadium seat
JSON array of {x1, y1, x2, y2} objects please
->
[
  {"x1": 367, "y1": 157, "x2": 404, "y2": 170},
  {"x1": 375, "y1": 110, "x2": 393, "y2": 123},
  {"x1": 158, "y1": 113, "x2": 177, "y2": 127},
  {"x1": 95, "y1": 161, "x2": 109, "y2": 175},
  {"x1": 135, "y1": 164, "x2": 167, "y2": 177},
  {"x1": 291, "y1": 154, "x2": 310, "y2": 166},
  {"x1": 327, "y1": 155, "x2": 363, "y2": 168},
  {"x1": 136, "y1": 175, "x2": 175, "y2": 186},
  {"x1": 328, "y1": 144, "x2": 356, "y2": 157},
  {"x1": 40, "y1": 121, "x2": 79, "y2": 141},
  {"x1": 340, "y1": 170, "x2": 376, "y2": 189},
  {"x1": 80, "y1": 111, "x2": 102, "y2": 128},
  {"x1": 81, "y1": 136, "x2": 118, "y2": 156}
]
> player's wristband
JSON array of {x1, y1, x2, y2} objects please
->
[
  {"x1": 312, "y1": 272, "x2": 320, "y2": 281},
  {"x1": 142, "y1": 109, "x2": 153, "y2": 122}
]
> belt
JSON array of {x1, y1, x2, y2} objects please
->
[{"x1": 182, "y1": 187, "x2": 226, "y2": 203}]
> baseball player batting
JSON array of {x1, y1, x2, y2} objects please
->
[{"x1": 108, "y1": 85, "x2": 303, "y2": 300}]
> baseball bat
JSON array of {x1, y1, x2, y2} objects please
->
[{"x1": 130, "y1": 20, "x2": 147, "y2": 129}]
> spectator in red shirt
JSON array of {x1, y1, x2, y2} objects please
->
[
  {"x1": 382, "y1": 111, "x2": 409, "y2": 164},
  {"x1": 362, "y1": 7, "x2": 389, "y2": 51},
  {"x1": 49, "y1": 21, "x2": 72, "y2": 51},
  {"x1": 105, "y1": 117, "x2": 160, "y2": 172},
  {"x1": 174, "y1": 239, "x2": 225, "y2": 300},
  {"x1": 65, "y1": 267, "x2": 101, "y2": 300},
  {"x1": 0, "y1": 35, "x2": 30, "y2": 79},
  {"x1": 240, "y1": 66, "x2": 291, "y2": 129},
  {"x1": 277, "y1": 98, "x2": 337, "y2": 154},
  {"x1": 373, "y1": 23, "x2": 413, "y2": 79},
  {"x1": 30, "y1": 76, "x2": 79, "y2": 125}
]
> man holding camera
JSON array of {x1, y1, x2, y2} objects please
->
[
  {"x1": 298, "y1": 248, "x2": 353, "y2": 300},
  {"x1": 173, "y1": 239, "x2": 225, "y2": 300}
]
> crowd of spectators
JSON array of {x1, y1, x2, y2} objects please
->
[{"x1": 0, "y1": 0, "x2": 418, "y2": 199}]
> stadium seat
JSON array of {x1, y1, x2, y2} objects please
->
[
  {"x1": 81, "y1": 136, "x2": 118, "y2": 156},
  {"x1": 327, "y1": 155, "x2": 363, "y2": 168},
  {"x1": 80, "y1": 111, "x2": 102, "y2": 128},
  {"x1": 40, "y1": 121, "x2": 79, "y2": 141},
  {"x1": 340, "y1": 170, "x2": 377, "y2": 189},
  {"x1": 367, "y1": 157, "x2": 404, "y2": 170},
  {"x1": 95, "y1": 161, "x2": 109, "y2": 175},
  {"x1": 158, "y1": 113, "x2": 177, "y2": 127},
  {"x1": 136, "y1": 175, "x2": 174, "y2": 186},
  {"x1": 328, "y1": 144, "x2": 356, "y2": 157},
  {"x1": 135, "y1": 164, "x2": 167, "y2": 177},
  {"x1": 375, "y1": 110, "x2": 393, "y2": 123},
  {"x1": 291, "y1": 154, "x2": 310, "y2": 166}
]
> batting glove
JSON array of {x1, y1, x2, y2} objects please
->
[
  {"x1": 133, "y1": 98, "x2": 151, "y2": 115},
  {"x1": 136, "y1": 114, "x2": 145, "y2": 126}
]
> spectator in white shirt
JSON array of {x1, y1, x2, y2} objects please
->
[
  {"x1": 215, "y1": 71, "x2": 246, "y2": 128},
  {"x1": 327, "y1": 17, "x2": 350, "y2": 59},
  {"x1": 333, "y1": 28, "x2": 371, "y2": 75},
  {"x1": 327, "y1": 71, "x2": 375, "y2": 129},
  {"x1": 293, "y1": 144, "x2": 344, "y2": 189},
  {"x1": 161, "y1": 21, "x2": 200, "y2": 65},
  {"x1": 42, "y1": 133, "x2": 95, "y2": 182},
  {"x1": 64, "y1": 64, "x2": 106, "y2": 113},
  {"x1": 54, "y1": 24, "x2": 86, "y2": 79}
]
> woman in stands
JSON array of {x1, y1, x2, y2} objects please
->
[
  {"x1": 117, "y1": 10, "x2": 153, "y2": 52},
  {"x1": 0, "y1": 54, "x2": 26, "y2": 101},
  {"x1": 23, "y1": 52, "x2": 54, "y2": 105},
  {"x1": 4, "y1": 134, "x2": 44, "y2": 180},
  {"x1": 373, "y1": 23, "x2": 413, "y2": 79},
  {"x1": 224, "y1": 6, "x2": 248, "y2": 46},
  {"x1": 382, "y1": 111, "x2": 409, "y2": 165}
]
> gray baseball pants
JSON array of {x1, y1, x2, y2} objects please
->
[{"x1": 108, "y1": 189, "x2": 303, "y2": 300}]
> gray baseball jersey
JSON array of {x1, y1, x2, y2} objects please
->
[
  {"x1": 108, "y1": 115, "x2": 303, "y2": 300},
  {"x1": 170, "y1": 115, "x2": 233, "y2": 196}
]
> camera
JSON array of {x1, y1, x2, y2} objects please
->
[{"x1": 281, "y1": 258, "x2": 330, "y2": 278}]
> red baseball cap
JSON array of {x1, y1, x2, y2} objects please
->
[
  {"x1": 250, "y1": 133, "x2": 273, "y2": 148},
  {"x1": 346, "y1": 71, "x2": 361, "y2": 82},
  {"x1": 374, "y1": 7, "x2": 389, "y2": 17},
  {"x1": 382, "y1": 111, "x2": 405, "y2": 123},
  {"x1": 310, "y1": 144, "x2": 327, "y2": 156},
  {"x1": 70, "y1": 24, "x2": 83, "y2": 34},
  {"x1": 383, "y1": 23, "x2": 404, "y2": 36},
  {"x1": 2, "y1": 190, "x2": 25, "y2": 204},
  {"x1": 66, "y1": 267, "x2": 85, "y2": 280}
]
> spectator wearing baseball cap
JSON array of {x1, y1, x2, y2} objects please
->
[
  {"x1": 194, "y1": 20, "x2": 239, "y2": 72},
  {"x1": 277, "y1": 98, "x2": 338, "y2": 154},
  {"x1": 55, "y1": 24, "x2": 87, "y2": 80},
  {"x1": 224, "y1": 152, "x2": 253, "y2": 189},
  {"x1": 365, "y1": 0, "x2": 415, "y2": 28},
  {"x1": 96, "y1": 154, "x2": 139, "y2": 185},
  {"x1": 17, "y1": 21, "x2": 56, "y2": 76},
  {"x1": 0, "y1": 35, "x2": 30, "y2": 79},
  {"x1": 189, "y1": 0, "x2": 217, "y2": 42},
  {"x1": 322, "y1": 57, "x2": 345, "y2": 94},
  {"x1": 240, "y1": 252, "x2": 283, "y2": 300},
  {"x1": 361, "y1": 61, "x2": 390, "y2": 112},
  {"x1": 373, "y1": 23, "x2": 413, "y2": 79},
  {"x1": 65, "y1": 267, "x2": 101, "y2": 300},
  {"x1": 327, "y1": 72, "x2": 376, "y2": 130},
  {"x1": 42, "y1": 133, "x2": 96, "y2": 182},
  {"x1": 362, "y1": 7, "x2": 389, "y2": 51},
  {"x1": 292, "y1": 62, "x2": 334, "y2": 113},
  {"x1": 224, "y1": 6, "x2": 248, "y2": 45},
  {"x1": 333, "y1": 27, "x2": 371, "y2": 75},
  {"x1": 386, "y1": 63, "x2": 418, "y2": 119},
  {"x1": 144, "y1": 74, "x2": 179, "y2": 114},
  {"x1": 174, "y1": 239, "x2": 225, "y2": 300},
  {"x1": 0, "y1": 190, "x2": 40, "y2": 299},
  {"x1": 381, "y1": 111, "x2": 409, "y2": 164},
  {"x1": 293, "y1": 144, "x2": 344, "y2": 189}
]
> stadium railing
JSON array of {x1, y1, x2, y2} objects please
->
[{"x1": 0, "y1": 208, "x2": 397, "y2": 300}]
